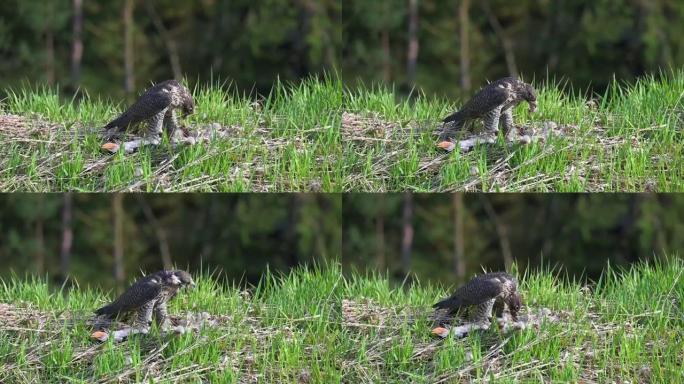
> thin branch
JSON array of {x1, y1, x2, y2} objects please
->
[
  {"x1": 60, "y1": 193, "x2": 74, "y2": 281},
  {"x1": 452, "y1": 193, "x2": 466, "y2": 280},
  {"x1": 481, "y1": 0, "x2": 518, "y2": 76},
  {"x1": 145, "y1": 1, "x2": 183, "y2": 80},
  {"x1": 137, "y1": 196, "x2": 173, "y2": 270},
  {"x1": 480, "y1": 196, "x2": 514, "y2": 270}
]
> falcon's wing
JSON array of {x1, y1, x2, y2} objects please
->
[
  {"x1": 455, "y1": 277, "x2": 505, "y2": 306},
  {"x1": 459, "y1": 83, "x2": 511, "y2": 117},
  {"x1": 100, "y1": 277, "x2": 163, "y2": 314},
  {"x1": 104, "y1": 89, "x2": 173, "y2": 130}
]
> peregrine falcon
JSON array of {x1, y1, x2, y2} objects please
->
[
  {"x1": 95, "y1": 270, "x2": 195, "y2": 329},
  {"x1": 433, "y1": 272, "x2": 522, "y2": 324},
  {"x1": 439, "y1": 77, "x2": 537, "y2": 141},
  {"x1": 103, "y1": 80, "x2": 195, "y2": 143}
]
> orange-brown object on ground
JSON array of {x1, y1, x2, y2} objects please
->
[
  {"x1": 436, "y1": 141, "x2": 456, "y2": 152},
  {"x1": 91, "y1": 330, "x2": 109, "y2": 342},
  {"x1": 101, "y1": 142, "x2": 119, "y2": 153},
  {"x1": 431, "y1": 326, "x2": 449, "y2": 338}
]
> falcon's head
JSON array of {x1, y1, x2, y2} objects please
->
[
  {"x1": 179, "y1": 88, "x2": 195, "y2": 118},
  {"x1": 519, "y1": 83, "x2": 537, "y2": 114},
  {"x1": 172, "y1": 270, "x2": 196, "y2": 288},
  {"x1": 508, "y1": 292, "x2": 523, "y2": 321},
  {"x1": 157, "y1": 270, "x2": 183, "y2": 287}
]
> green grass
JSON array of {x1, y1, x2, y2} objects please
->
[
  {"x1": 0, "y1": 74, "x2": 341, "y2": 192},
  {"x1": 343, "y1": 70, "x2": 684, "y2": 191},
  {"x1": 1, "y1": 260, "x2": 682, "y2": 382}
]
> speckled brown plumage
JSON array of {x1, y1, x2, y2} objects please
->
[
  {"x1": 439, "y1": 77, "x2": 537, "y2": 141},
  {"x1": 103, "y1": 80, "x2": 194, "y2": 142},
  {"x1": 95, "y1": 270, "x2": 195, "y2": 328},
  {"x1": 433, "y1": 272, "x2": 521, "y2": 323}
]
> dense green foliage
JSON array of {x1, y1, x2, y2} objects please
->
[
  {"x1": 344, "y1": 194, "x2": 684, "y2": 284},
  {"x1": 0, "y1": 194, "x2": 341, "y2": 288},
  {"x1": 0, "y1": 0, "x2": 340, "y2": 97},
  {"x1": 343, "y1": 0, "x2": 684, "y2": 97}
]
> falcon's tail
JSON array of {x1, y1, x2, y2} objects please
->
[
  {"x1": 442, "y1": 110, "x2": 463, "y2": 125},
  {"x1": 102, "y1": 113, "x2": 130, "y2": 140},
  {"x1": 103, "y1": 103, "x2": 139, "y2": 132},
  {"x1": 94, "y1": 304, "x2": 117, "y2": 318},
  {"x1": 103, "y1": 111, "x2": 130, "y2": 131},
  {"x1": 439, "y1": 111, "x2": 465, "y2": 141},
  {"x1": 432, "y1": 296, "x2": 462, "y2": 310}
]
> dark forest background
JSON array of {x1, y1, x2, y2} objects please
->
[
  {"x1": 343, "y1": 194, "x2": 684, "y2": 285},
  {"x1": 343, "y1": 0, "x2": 684, "y2": 98},
  {"x1": 0, "y1": 194, "x2": 341, "y2": 291},
  {"x1": 0, "y1": 0, "x2": 340, "y2": 100},
  {"x1": 3, "y1": 193, "x2": 682, "y2": 289}
]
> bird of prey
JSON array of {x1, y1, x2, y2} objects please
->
[
  {"x1": 102, "y1": 80, "x2": 195, "y2": 143},
  {"x1": 433, "y1": 272, "x2": 521, "y2": 324},
  {"x1": 95, "y1": 270, "x2": 195, "y2": 329},
  {"x1": 439, "y1": 77, "x2": 537, "y2": 141}
]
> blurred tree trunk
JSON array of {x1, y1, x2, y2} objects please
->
[
  {"x1": 45, "y1": 20, "x2": 55, "y2": 85},
  {"x1": 541, "y1": 197, "x2": 558, "y2": 256},
  {"x1": 382, "y1": 29, "x2": 391, "y2": 82},
  {"x1": 138, "y1": 196, "x2": 173, "y2": 270},
  {"x1": 198, "y1": 195, "x2": 219, "y2": 262},
  {"x1": 60, "y1": 193, "x2": 73, "y2": 281},
  {"x1": 209, "y1": 0, "x2": 233, "y2": 71},
  {"x1": 376, "y1": 195, "x2": 385, "y2": 270},
  {"x1": 145, "y1": 2, "x2": 182, "y2": 80},
  {"x1": 112, "y1": 194, "x2": 125, "y2": 293},
  {"x1": 286, "y1": 195, "x2": 302, "y2": 267},
  {"x1": 452, "y1": 193, "x2": 466, "y2": 281},
  {"x1": 481, "y1": 1, "x2": 518, "y2": 77},
  {"x1": 618, "y1": 195, "x2": 652, "y2": 264},
  {"x1": 298, "y1": 0, "x2": 335, "y2": 69},
  {"x1": 401, "y1": 193, "x2": 414, "y2": 275},
  {"x1": 459, "y1": 0, "x2": 471, "y2": 91},
  {"x1": 322, "y1": 2, "x2": 337, "y2": 69},
  {"x1": 546, "y1": 1, "x2": 560, "y2": 70},
  {"x1": 406, "y1": 0, "x2": 419, "y2": 86},
  {"x1": 314, "y1": 195, "x2": 329, "y2": 258},
  {"x1": 294, "y1": 0, "x2": 313, "y2": 78},
  {"x1": 481, "y1": 196, "x2": 513, "y2": 270},
  {"x1": 123, "y1": 0, "x2": 135, "y2": 99},
  {"x1": 651, "y1": 195, "x2": 668, "y2": 253},
  {"x1": 70, "y1": 0, "x2": 83, "y2": 89},
  {"x1": 34, "y1": 216, "x2": 45, "y2": 275}
]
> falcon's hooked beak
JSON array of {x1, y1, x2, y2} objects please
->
[
  {"x1": 528, "y1": 101, "x2": 537, "y2": 114},
  {"x1": 169, "y1": 274, "x2": 182, "y2": 286},
  {"x1": 182, "y1": 105, "x2": 194, "y2": 118},
  {"x1": 173, "y1": 271, "x2": 196, "y2": 289}
]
